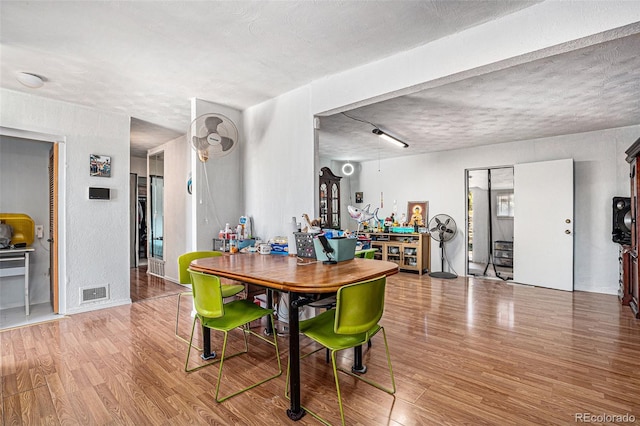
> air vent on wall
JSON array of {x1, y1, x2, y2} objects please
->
[
  {"x1": 148, "y1": 258, "x2": 165, "y2": 277},
  {"x1": 81, "y1": 285, "x2": 109, "y2": 303}
]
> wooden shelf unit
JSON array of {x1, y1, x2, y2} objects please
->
[{"x1": 368, "y1": 232, "x2": 430, "y2": 275}]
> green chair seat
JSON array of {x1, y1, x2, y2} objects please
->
[
  {"x1": 200, "y1": 299, "x2": 271, "y2": 332},
  {"x1": 300, "y1": 309, "x2": 381, "y2": 352}
]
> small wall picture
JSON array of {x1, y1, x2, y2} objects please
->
[
  {"x1": 355, "y1": 191, "x2": 363, "y2": 203},
  {"x1": 90, "y1": 154, "x2": 111, "y2": 177},
  {"x1": 407, "y1": 201, "x2": 428, "y2": 227}
]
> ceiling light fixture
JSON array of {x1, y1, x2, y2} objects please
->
[
  {"x1": 340, "y1": 112, "x2": 409, "y2": 149},
  {"x1": 342, "y1": 162, "x2": 354, "y2": 176},
  {"x1": 372, "y1": 128, "x2": 409, "y2": 148},
  {"x1": 16, "y1": 72, "x2": 44, "y2": 89}
]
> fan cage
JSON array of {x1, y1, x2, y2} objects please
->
[{"x1": 428, "y1": 214, "x2": 457, "y2": 242}]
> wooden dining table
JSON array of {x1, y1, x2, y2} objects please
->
[{"x1": 190, "y1": 253, "x2": 399, "y2": 421}]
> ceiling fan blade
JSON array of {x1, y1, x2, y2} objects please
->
[
  {"x1": 444, "y1": 218, "x2": 451, "y2": 226},
  {"x1": 429, "y1": 226, "x2": 438, "y2": 233},
  {"x1": 445, "y1": 228, "x2": 454, "y2": 234},
  {"x1": 435, "y1": 217, "x2": 443, "y2": 225},
  {"x1": 220, "y1": 136, "x2": 235, "y2": 151}
]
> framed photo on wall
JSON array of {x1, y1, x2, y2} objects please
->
[
  {"x1": 355, "y1": 192, "x2": 363, "y2": 203},
  {"x1": 407, "y1": 201, "x2": 428, "y2": 227},
  {"x1": 90, "y1": 154, "x2": 111, "y2": 177}
]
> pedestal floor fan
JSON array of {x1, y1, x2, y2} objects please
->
[{"x1": 428, "y1": 214, "x2": 458, "y2": 279}]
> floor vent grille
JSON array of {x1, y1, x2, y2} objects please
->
[
  {"x1": 81, "y1": 285, "x2": 109, "y2": 303},
  {"x1": 148, "y1": 258, "x2": 165, "y2": 277}
]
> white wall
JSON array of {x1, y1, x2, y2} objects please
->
[
  {"x1": 0, "y1": 136, "x2": 51, "y2": 308},
  {"x1": 353, "y1": 125, "x2": 638, "y2": 294},
  {"x1": 191, "y1": 99, "x2": 244, "y2": 251},
  {"x1": 0, "y1": 89, "x2": 131, "y2": 314},
  {"x1": 130, "y1": 156, "x2": 147, "y2": 177},
  {"x1": 243, "y1": 86, "x2": 315, "y2": 244}
]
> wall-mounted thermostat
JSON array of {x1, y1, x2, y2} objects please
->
[{"x1": 89, "y1": 187, "x2": 111, "y2": 200}]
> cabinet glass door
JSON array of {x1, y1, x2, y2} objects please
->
[{"x1": 330, "y1": 183, "x2": 339, "y2": 228}]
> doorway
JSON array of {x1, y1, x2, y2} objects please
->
[
  {"x1": 0, "y1": 130, "x2": 61, "y2": 329},
  {"x1": 129, "y1": 174, "x2": 148, "y2": 268},
  {"x1": 466, "y1": 167, "x2": 514, "y2": 280}
]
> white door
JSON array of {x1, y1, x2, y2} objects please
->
[{"x1": 513, "y1": 159, "x2": 574, "y2": 291}]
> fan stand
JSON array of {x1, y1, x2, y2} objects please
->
[{"x1": 429, "y1": 240, "x2": 457, "y2": 279}]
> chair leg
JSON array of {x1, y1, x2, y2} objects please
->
[
  {"x1": 184, "y1": 316, "x2": 218, "y2": 372},
  {"x1": 330, "y1": 349, "x2": 347, "y2": 426},
  {"x1": 285, "y1": 345, "x2": 341, "y2": 426},
  {"x1": 176, "y1": 291, "x2": 202, "y2": 351},
  {"x1": 337, "y1": 327, "x2": 396, "y2": 395},
  {"x1": 185, "y1": 320, "x2": 254, "y2": 373},
  {"x1": 215, "y1": 314, "x2": 282, "y2": 402}
]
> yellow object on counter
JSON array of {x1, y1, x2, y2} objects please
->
[{"x1": 0, "y1": 213, "x2": 35, "y2": 245}]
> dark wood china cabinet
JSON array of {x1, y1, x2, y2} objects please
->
[
  {"x1": 624, "y1": 136, "x2": 640, "y2": 318},
  {"x1": 319, "y1": 167, "x2": 341, "y2": 230}
]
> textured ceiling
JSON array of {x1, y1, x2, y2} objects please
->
[
  {"x1": 319, "y1": 29, "x2": 640, "y2": 162},
  {"x1": 0, "y1": 0, "x2": 541, "y2": 158}
]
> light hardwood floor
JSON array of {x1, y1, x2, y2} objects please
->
[{"x1": 2, "y1": 271, "x2": 639, "y2": 425}]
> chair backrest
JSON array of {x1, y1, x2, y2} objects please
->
[
  {"x1": 188, "y1": 268, "x2": 225, "y2": 319},
  {"x1": 334, "y1": 276, "x2": 386, "y2": 335},
  {"x1": 178, "y1": 251, "x2": 223, "y2": 284},
  {"x1": 354, "y1": 248, "x2": 376, "y2": 259}
]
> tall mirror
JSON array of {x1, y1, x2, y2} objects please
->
[
  {"x1": 467, "y1": 167, "x2": 514, "y2": 280},
  {"x1": 149, "y1": 152, "x2": 164, "y2": 264}
]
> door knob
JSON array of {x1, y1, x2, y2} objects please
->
[
  {"x1": 565, "y1": 230, "x2": 571, "y2": 234},
  {"x1": 565, "y1": 219, "x2": 571, "y2": 223}
]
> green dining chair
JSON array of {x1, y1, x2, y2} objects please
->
[
  {"x1": 354, "y1": 248, "x2": 377, "y2": 259},
  {"x1": 184, "y1": 269, "x2": 282, "y2": 402},
  {"x1": 176, "y1": 251, "x2": 245, "y2": 348},
  {"x1": 286, "y1": 275, "x2": 396, "y2": 425}
]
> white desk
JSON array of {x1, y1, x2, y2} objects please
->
[{"x1": 0, "y1": 247, "x2": 34, "y2": 315}]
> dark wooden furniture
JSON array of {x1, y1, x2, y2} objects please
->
[
  {"x1": 619, "y1": 246, "x2": 632, "y2": 305},
  {"x1": 624, "y1": 137, "x2": 640, "y2": 318},
  {"x1": 190, "y1": 254, "x2": 399, "y2": 421},
  {"x1": 319, "y1": 167, "x2": 341, "y2": 229}
]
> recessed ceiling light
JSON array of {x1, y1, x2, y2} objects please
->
[{"x1": 16, "y1": 72, "x2": 44, "y2": 89}]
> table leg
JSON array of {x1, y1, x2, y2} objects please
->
[
  {"x1": 287, "y1": 292, "x2": 305, "y2": 421},
  {"x1": 265, "y1": 289, "x2": 274, "y2": 336},
  {"x1": 201, "y1": 324, "x2": 216, "y2": 360},
  {"x1": 352, "y1": 345, "x2": 367, "y2": 373}
]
